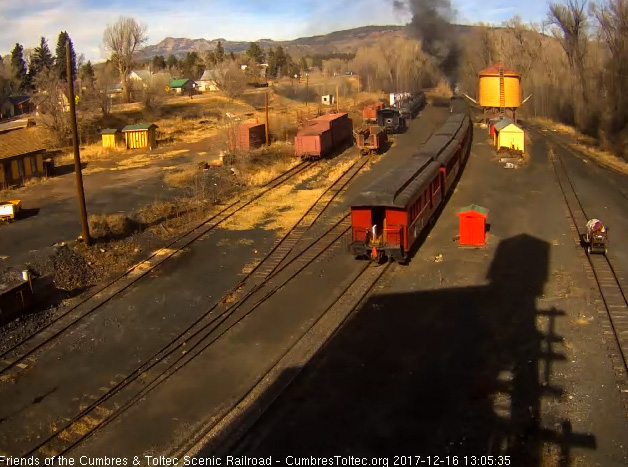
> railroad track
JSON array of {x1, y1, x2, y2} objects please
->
[
  {"x1": 8, "y1": 154, "x2": 372, "y2": 458},
  {"x1": 0, "y1": 160, "x2": 314, "y2": 377},
  {"x1": 550, "y1": 147, "x2": 628, "y2": 387},
  {"x1": 173, "y1": 261, "x2": 394, "y2": 457}
]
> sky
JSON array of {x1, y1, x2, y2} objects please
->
[{"x1": 0, "y1": 0, "x2": 550, "y2": 62}]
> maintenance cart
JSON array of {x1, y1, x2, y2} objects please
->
[
  {"x1": 354, "y1": 125, "x2": 388, "y2": 155},
  {"x1": 582, "y1": 218, "x2": 608, "y2": 255},
  {"x1": 0, "y1": 200, "x2": 21, "y2": 222}
]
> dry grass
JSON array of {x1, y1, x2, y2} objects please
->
[
  {"x1": 88, "y1": 213, "x2": 136, "y2": 240},
  {"x1": 164, "y1": 168, "x2": 198, "y2": 187},
  {"x1": 134, "y1": 201, "x2": 179, "y2": 225},
  {"x1": 222, "y1": 184, "x2": 325, "y2": 235},
  {"x1": 532, "y1": 117, "x2": 628, "y2": 175}
]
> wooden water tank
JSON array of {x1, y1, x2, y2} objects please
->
[{"x1": 478, "y1": 63, "x2": 521, "y2": 108}]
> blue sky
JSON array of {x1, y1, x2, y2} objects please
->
[{"x1": 0, "y1": 0, "x2": 549, "y2": 62}]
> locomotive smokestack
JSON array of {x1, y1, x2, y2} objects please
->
[{"x1": 393, "y1": 0, "x2": 461, "y2": 89}]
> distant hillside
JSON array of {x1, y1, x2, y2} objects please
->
[{"x1": 139, "y1": 25, "x2": 407, "y2": 59}]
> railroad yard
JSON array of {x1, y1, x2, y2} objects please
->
[
  {"x1": 2, "y1": 7, "x2": 628, "y2": 464},
  {"x1": 0, "y1": 95, "x2": 626, "y2": 464}
]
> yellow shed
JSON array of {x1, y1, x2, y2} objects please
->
[
  {"x1": 101, "y1": 128, "x2": 121, "y2": 148},
  {"x1": 121, "y1": 123, "x2": 158, "y2": 150},
  {"x1": 494, "y1": 119, "x2": 525, "y2": 153}
]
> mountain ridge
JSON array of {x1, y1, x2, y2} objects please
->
[{"x1": 140, "y1": 25, "x2": 407, "y2": 58}]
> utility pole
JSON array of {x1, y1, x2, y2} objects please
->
[
  {"x1": 66, "y1": 40, "x2": 91, "y2": 246},
  {"x1": 265, "y1": 91, "x2": 270, "y2": 146},
  {"x1": 335, "y1": 84, "x2": 339, "y2": 112},
  {"x1": 306, "y1": 74, "x2": 309, "y2": 107}
]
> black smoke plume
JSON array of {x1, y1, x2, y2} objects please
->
[{"x1": 394, "y1": 0, "x2": 461, "y2": 88}]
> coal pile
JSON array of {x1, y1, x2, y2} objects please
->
[{"x1": 47, "y1": 245, "x2": 96, "y2": 292}]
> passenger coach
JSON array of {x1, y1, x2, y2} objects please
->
[{"x1": 349, "y1": 113, "x2": 471, "y2": 262}]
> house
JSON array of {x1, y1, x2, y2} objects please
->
[
  {"x1": 322, "y1": 94, "x2": 335, "y2": 106},
  {"x1": 0, "y1": 127, "x2": 50, "y2": 189},
  {"x1": 195, "y1": 70, "x2": 220, "y2": 93},
  {"x1": 168, "y1": 79, "x2": 195, "y2": 95},
  {"x1": 121, "y1": 123, "x2": 158, "y2": 150},
  {"x1": 1, "y1": 96, "x2": 35, "y2": 119},
  {"x1": 106, "y1": 83, "x2": 123, "y2": 98},
  {"x1": 129, "y1": 70, "x2": 153, "y2": 85}
]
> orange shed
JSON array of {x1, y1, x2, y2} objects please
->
[{"x1": 457, "y1": 204, "x2": 489, "y2": 246}]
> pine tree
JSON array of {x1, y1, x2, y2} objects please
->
[
  {"x1": 229, "y1": 52, "x2": 236, "y2": 61},
  {"x1": 215, "y1": 41, "x2": 225, "y2": 63},
  {"x1": 246, "y1": 42, "x2": 265, "y2": 64},
  {"x1": 10, "y1": 43, "x2": 27, "y2": 92},
  {"x1": 166, "y1": 54, "x2": 178, "y2": 70},
  {"x1": 29, "y1": 37, "x2": 55, "y2": 83},
  {"x1": 152, "y1": 55, "x2": 166, "y2": 71},
  {"x1": 55, "y1": 31, "x2": 76, "y2": 82},
  {"x1": 81, "y1": 61, "x2": 95, "y2": 86}
]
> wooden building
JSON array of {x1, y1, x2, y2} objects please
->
[
  {"x1": 0, "y1": 127, "x2": 48, "y2": 189},
  {"x1": 168, "y1": 79, "x2": 195, "y2": 95},
  {"x1": 101, "y1": 128, "x2": 122, "y2": 148},
  {"x1": 493, "y1": 119, "x2": 525, "y2": 153},
  {"x1": 121, "y1": 123, "x2": 158, "y2": 150}
]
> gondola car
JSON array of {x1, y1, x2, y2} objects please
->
[{"x1": 349, "y1": 113, "x2": 471, "y2": 262}]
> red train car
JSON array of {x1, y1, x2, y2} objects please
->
[
  {"x1": 294, "y1": 123, "x2": 333, "y2": 159},
  {"x1": 294, "y1": 112, "x2": 353, "y2": 160},
  {"x1": 312, "y1": 112, "x2": 353, "y2": 150},
  {"x1": 349, "y1": 113, "x2": 471, "y2": 262},
  {"x1": 228, "y1": 122, "x2": 266, "y2": 151},
  {"x1": 354, "y1": 125, "x2": 388, "y2": 155},
  {"x1": 362, "y1": 102, "x2": 385, "y2": 122}
]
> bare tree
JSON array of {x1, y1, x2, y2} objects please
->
[
  {"x1": 103, "y1": 16, "x2": 148, "y2": 103},
  {"x1": 549, "y1": 0, "x2": 590, "y2": 124},
  {"x1": 32, "y1": 66, "x2": 71, "y2": 145},
  {"x1": 214, "y1": 61, "x2": 248, "y2": 101}
]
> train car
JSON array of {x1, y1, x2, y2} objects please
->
[
  {"x1": 294, "y1": 123, "x2": 333, "y2": 160},
  {"x1": 312, "y1": 112, "x2": 354, "y2": 150},
  {"x1": 350, "y1": 156, "x2": 443, "y2": 262},
  {"x1": 398, "y1": 92, "x2": 426, "y2": 120},
  {"x1": 354, "y1": 125, "x2": 388, "y2": 155},
  {"x1": 362, "y1": 102, "x2": 385, "y2": 122},
  {"x1": 377, "y1": 108, "x2": 406, "y2": 133},
  {"x1": 349, "y1": 113, "x2": 471, "y2": 262}
]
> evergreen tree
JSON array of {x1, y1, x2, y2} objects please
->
[
  {"x1": 81, "y1": 60, "x2": 95, "y2": 86},
  {"x1": 55, "y1": 31, "x2": 76, "y2": 82},
  {"x1": 166, "y1": 54, "x2": 178, "y2": 70},
  {"x1": 300, "y1": 56, "x2": 308, "y2": 72},
  {"x1": 229, "y1": 51, "x2": 236, "y2": 61},
  {"x1": 10, "y1": 43, "x2": 28, "y2": 92},
  {"x1": 152, "y1": 55, "x2": 166, "y2": 71},
  {"x1": 215, "y1": 41, "x2": 225, "y2": 63},
  {"x1": 246, "y1": 42, "x2": 265, "y2": 64},
  {"x1": 29, "y1": 37, "x2": 55, "y2": 83}
]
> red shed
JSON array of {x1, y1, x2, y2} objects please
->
[
  {"x1": 457, "y1": 204, "x2": 489, "y2": 246},
  {"x1": 228, "y1": 122, "x2": 266, "y2": 151}
]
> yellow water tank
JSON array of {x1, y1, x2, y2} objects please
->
[{"x1": 478, "y1": 63, "x2": 521, "y2": 108}]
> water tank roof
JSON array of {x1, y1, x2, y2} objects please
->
[{"x1": 479, "y1": 62, "x2": 520, "y2": 77}]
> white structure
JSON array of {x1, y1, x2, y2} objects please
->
[
  {"x1": 389, "y1": 92, "x2": 411, "y2": 106},
  {"x1": 196, "y1": 70, "x2": 220, "y2": 92},
  {"x1": 322, "y1": 94, "x2": 335, "y2": 106}
]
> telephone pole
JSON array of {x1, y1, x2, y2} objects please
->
[
  {"x1": 265, "y1": 91, "x2": 270, "y2": 146},
  {"x1": 66, "y1": 40, "x2": 91, "y2": 246},
  {"x1": 335, "y1": 84, "x2": 339, "y2": 112}
]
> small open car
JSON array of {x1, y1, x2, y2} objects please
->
[{"x1": 582, "y1": 219, "x2": 608, "y2": 255}]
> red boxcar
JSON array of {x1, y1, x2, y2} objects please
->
[
  {"x1": 362, "y1": 102, "x2": 385, "y2": 121},
  {"x1": 228, "y1": 122, "x2": 266, "y2": 151},
  {"x1": 311, "y1": 113, "x2": 353, "y2": 150},
  {"x1": 294, "y1": 123, "x2": 333, "y2": 159}
]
